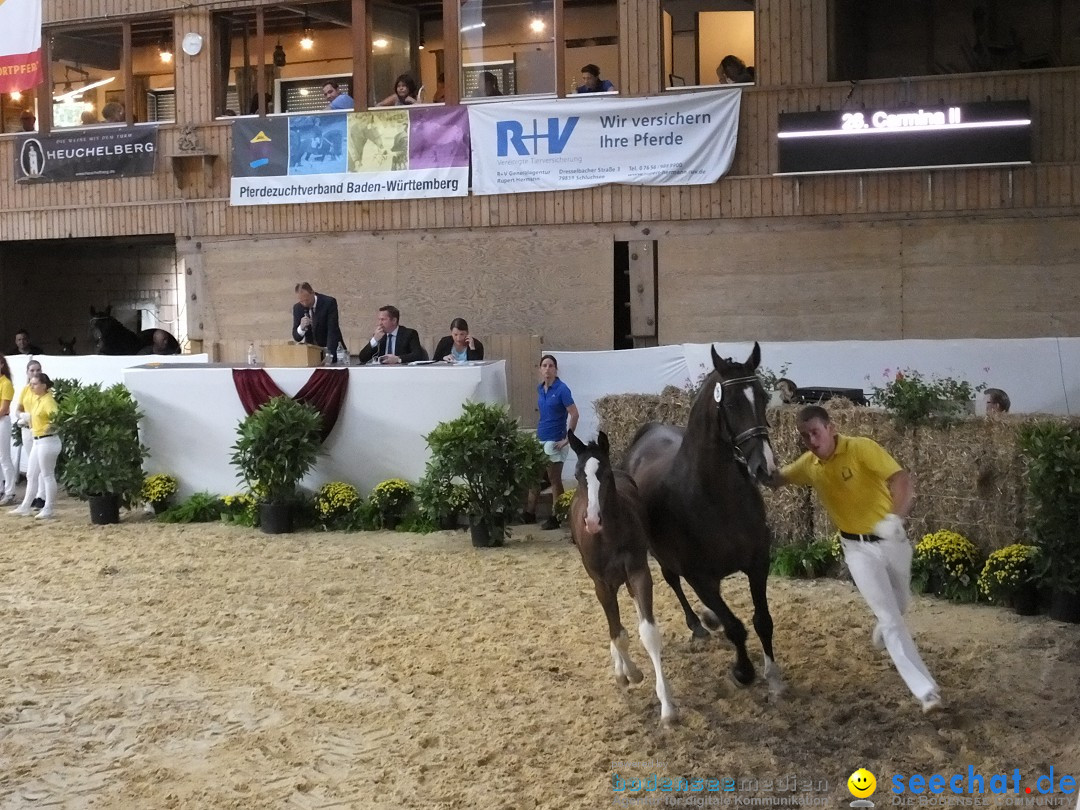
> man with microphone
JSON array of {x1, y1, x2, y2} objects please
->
[{"x1": 291, "y1": 282, "x2": 346, "y2": 363}]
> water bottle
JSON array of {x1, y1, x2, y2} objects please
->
[
  {"x1": 247, "y1": 342, "x2": 257, "y2": 365},
  {"x1": 337, "y1": 342, "x2": 348, "y2": 366}
]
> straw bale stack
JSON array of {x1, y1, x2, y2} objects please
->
[{"x1": 595, "y1": 391, "x2": 1075, "y2": 556}]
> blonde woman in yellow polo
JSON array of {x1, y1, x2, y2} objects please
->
[
  {"x1": 13, "y1": 358, "x2": 45, "y2": 509},
  {"x1": 10, "y1": 372, "x2": 60, "y2": 519},
  {"x1": 0, "y1": 355, "x2": 17, "y2": 504},
  {"x1": 769, "y1": 404, "x2": 942, "y2": 714}
]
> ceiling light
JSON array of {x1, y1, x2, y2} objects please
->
[
  {"x1": 53, "y1": 75, "x2": 115, "y2": 103},
  {"x1": 418, "y1": 35, "x2": 425, "y2": 51},
  {"x1": 373, "y1": 37, "x2": 389, "y2": 48},
  {"x1": 300, "y1": 16, "x2": 314, "y2": 50},
  {"x1": 159, "y1": 37, "x2": 173, "y2": 63},
  {"x1": 10, "y1": 91, "x2": 22, "y2": 101},
  {"x1": 529, "y1": 17, "x2": 545, "y2": 32},
  {"x1": 460, "y1": 22, "x2": 486, "y2": 32}
]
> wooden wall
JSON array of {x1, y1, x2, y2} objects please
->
[{"x1": 657, "y1": 213, "x2": 1080, "y2": 343}]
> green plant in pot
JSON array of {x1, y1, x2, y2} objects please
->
[
  {"x1": 54, "y1": 382, "x2": 148, "y2": 524},
  {"x1": 369, "y1": 478, "x2": 414, "y2": 529},
  {"x1": 978, "y1": 544, "x2": 1042, "y2": 615},
  {"x1": 230, "y1": 396, "x2": 322, "y2": 534},
  {"x1": 425, "y1": 402, "x2": 547, "y2": 547},
  {"x1": 416, "y1": 471, "x2": 469, "y2": 530},
  {"x1": 1018, "y1": 422, "x2": 1080, "y2": 622}
]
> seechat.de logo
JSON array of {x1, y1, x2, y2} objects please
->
[{"x1": 496, "y1": 117, "x2": 578, "y2": 156}]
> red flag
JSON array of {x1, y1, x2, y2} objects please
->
[{"x1": 0, "y1": 0, "x2": 43, "y2": 94}]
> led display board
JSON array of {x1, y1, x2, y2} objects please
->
[{"x1": 776, "y1": 100, "x2": 1031, "y2": 175}]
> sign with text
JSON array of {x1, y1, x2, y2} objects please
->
[
  {"x1": 14, "y1": 126, "x2": 158, "y2": 183},
  {"x1": 467, "y1": 89, "x2": 742, "y2": 195},
  {"x1": 776, "y1": 101, "x2": 1032, "y2": 174},
  {"x1": 229, "y1": 106, "x2": 470, "y2": 205},
  {"x1": 0, "y1": 0, "x2": 42, "y2": 93}
]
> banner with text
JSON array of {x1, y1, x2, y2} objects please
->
[
  {"x1": 467, "y1": 89, "x2": 742, "y2": 195},
  {"x1": 14, "y1": 126, "x2": 158, "y2": 183},
  {"x1": 0, "y1": 0, "x2": 42, "y2": 93},
  {"x1": 230, "y1": 106, "x2": 470, "y2": 205}
]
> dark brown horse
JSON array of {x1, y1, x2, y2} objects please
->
[
  {"x1": 623, "y1": 343, "x2": 784, "y2": 693},
  {"x1": 567, "y1": 429, "x2": 677, "y2": 725}
]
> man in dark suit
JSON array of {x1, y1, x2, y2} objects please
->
[
  {"x1": 10, "y1": 329, "x2": 42, "y2": 356},
  {"x1": 292, "y1": 282, "x2": 346, "y2": 363},
  {"x1": 356, "y1": 304, "x2": 425, "y2": 365}
]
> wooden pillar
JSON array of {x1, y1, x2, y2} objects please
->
[
  {"x1": 122, "y1": 22, "x2": 134, "y2": 125},
  {"x1": 256, "y1": 8, "x2": 266, "y2": 115},
  {"x1": 39, "y1": 33, "x2": 52, "y2": 134},
  {"x1": 619, "y1": 0, "x2": 662, "y2": 95},
  {"x1": 352, "y1": 0, "x2": 369, "y2": 107},
  {"x1": 554, "y1": 0, "x2": 565, "y2": 98},
  {"x1": 442, "y1": 0, "x2": 460, "y2": 104}
]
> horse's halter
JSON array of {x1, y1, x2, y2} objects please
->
[{"x1": 714, "y1": 374, "x2": 770, "y2": 469}]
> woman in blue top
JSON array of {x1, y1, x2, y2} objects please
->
[{"x1": 530, "y1": 354, "x2": 579, "y2": 530}]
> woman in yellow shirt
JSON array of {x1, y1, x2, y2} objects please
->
[
  {"x1": 0, "y1": 355, "x2": 16, "y2": 504},
  {"x1": 13, "y1": 358, "x2": 44, "y2": 508},
  {"x1": 10, "y1": 372, "x2": 60, "y2": 519}
]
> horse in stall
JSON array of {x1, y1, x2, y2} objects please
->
[
  {"x1": 57, "y1": 337, "x2": 77, "y2": 355},
  {"x1": 89, "y1": 306, "x2": 180, "y2": 355},
  {"x1": 623, "y1": 342, "x2": 784, "y2": 693},
  {"x1": 567, "y1": 429, "x2": 677, "y2": 725}
]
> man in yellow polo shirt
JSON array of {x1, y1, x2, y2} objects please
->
[{"x1": 769, "y1": 405, "x2": 943, "y2": 714}]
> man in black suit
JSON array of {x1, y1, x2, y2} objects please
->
[
  {"x1": 356, "y1": 304, "x2": 425, "y2": 365},
  {"x1": 292, "y1": 282, "x2": 346, "y2": 363}
]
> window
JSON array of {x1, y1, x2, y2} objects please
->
[
  {"x1": 213, "y1": 3, "x2": 353, "y2": 117},
  {"x1": 460, "y1": 0, "x2": 556, "y2": 97},
  {"x1": 830, "y1": 0, "x2": 1080, "y2": 81},
  {"x1": 47, "y1": 18, "x2": 175, "y2": 129},
  {"x1": 663, "y1": 0, "x2": 755, "y2": 89},
  {"x1": 1, "y1": 89, "x2": 41, "y2": 134},
  {"x1": 565, "y1": 1, "x2": 619, "y2": 94}
]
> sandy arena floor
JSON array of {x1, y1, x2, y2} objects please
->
[{"x1": 1, "y1": 497, "x2": 1078, "y2": 809}]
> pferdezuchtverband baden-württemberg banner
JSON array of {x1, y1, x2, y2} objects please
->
[{"x1": 229, "y1": 106, "x2": 471, "y2": 205}]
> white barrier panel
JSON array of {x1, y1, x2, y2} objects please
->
[
  {"x1": 123, "y1": 361, "x2": 508, "y2": 498},
  {"x1": 548, "y1": 338, "x2": 1080, "y2": 485},
  {"x1": 11, "y1": 354, "x2": 210, "y2": 474}
]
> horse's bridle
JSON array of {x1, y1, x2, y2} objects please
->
[{"x1": 718, "y1": 374, "x2": 771, "y2": 469}]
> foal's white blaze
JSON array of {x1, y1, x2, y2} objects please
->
[
  {"x1": 743, "y1": 386, "x2": 756, "y2": 410},
  {"x1": 584, "y1": 456, "x2": 602, "y2": 534},
  {"x1": 636, "y1": 603, "x2": 678, "y2": 724}
]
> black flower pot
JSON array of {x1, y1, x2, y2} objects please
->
[
  {"x1": 1049, "y1": 589, "x2": 1080, "y2": 623},
  {"x1": 438, "y1": 513, "x2": 460, "y2": 531},
  {"x1": 260, "y1": 502, "x2": 293, "y2": 535},
  {"x1": 470, "y1": 519, "x2": 504, "y2": 548},
  {"x1": 151, "y1": 500, "x2": 170, "y2": 516},
  {"x1": 89, "y1": 493, "x2": 121, "y2": 525},
  {"x1": 1012, "y1": 584, "x2": 1041, "y2": 617}
]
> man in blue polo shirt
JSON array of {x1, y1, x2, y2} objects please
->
[
  {"x1": 322, "y1": 82, "x2": 354, "y2": 110},
  {"x1": 576, "y1": 64, "x2": 615, "y2": 93}
]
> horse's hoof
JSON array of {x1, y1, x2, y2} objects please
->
[
  {"x1": 730, "y1": 664, "x2": 755, "y2": 687},
  {"x1": 660, "y1": 708, "x2": 679, "y2": 727},
  {"x1": 700, "y1": 609, "x2": 721, "y2": 631},
  {"x1": 615, "y1": 674, "x2": 630, "y2": 688},
  {"x1": 690, "y1": 625, "x2": 710, "y2": 641},
  {"x1": 627, "y1": 667, "x2": 644, "y2": 685}
]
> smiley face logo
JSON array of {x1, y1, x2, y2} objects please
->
[{"x1": 848, "y1": 768, "x2": 877, "y2": 798}]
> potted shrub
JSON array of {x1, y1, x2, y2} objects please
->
[
  {"x1": 230, "y1": 396, "x2": 322, "y2": 534},
  {"x1": 1017, "y1": 422, "x2": 1080, "y2": 622},
  {"x1": 552, "y1": 488, "x2": 575, "y2": 528},
  {"x1": 869, "y1": 368, "x2": 984, "y2": 424},
  {"x1": 912, "y1": 529, "x2": 982, "y2": 602},
  {"x1": 416, "y1": 470, "x2": 469, "y2": 530},
  {"x1": 54, "y1": 382, "x2": 148, "y2": 524},
  {"x1": 978, "y1": 544, "x2": 1042, "y2": 615},
  {"x1": 425, "y1": 402, "x2": 547, "y2": 547},
  {"x1": 368, "y1": 479, "x2": 414, "y2": 529},
  {"x1": 141, "y1": 473, "x2": 179, "y2": 515}
]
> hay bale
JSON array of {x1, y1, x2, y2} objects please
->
[{"x1": 595, "y1": 392, "x2": 1078, "y2": 556}]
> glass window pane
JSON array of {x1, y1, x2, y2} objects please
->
[
  {"x1": 460, "y1": 0, "x2": 555, "y2": 97},
  {"x1": 50, "y1": 25, "x2": 124, "y2": 128},
  {"x1": 566, "y1": 2, "x2": 619, "y2": 93},
  {"x1": 2, "y1": 90, "x2": 40, "y2": 133},
  {"x1": 133, "y1": 18, "x2": 175, "y2": 122},
  {"x1": 663, "y1": 0, "x2": 755, "y2": 88},
  {"x1": 371, "y1": 3, "x2": 420, "y2": 107}
]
